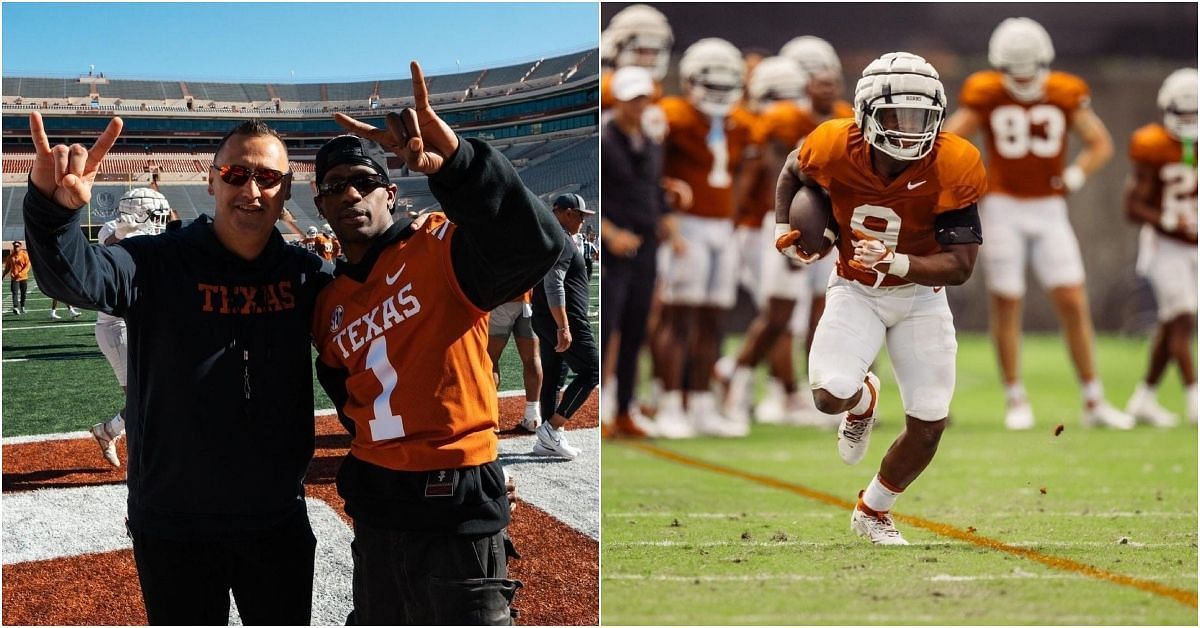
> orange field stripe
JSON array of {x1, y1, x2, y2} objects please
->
[{"x1": 622, "y1": 440, "x2": 1198, "y2": 609}]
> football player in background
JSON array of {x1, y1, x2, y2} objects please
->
[
  {"x1": 720, "y1": 54, "x2": 823, "y2": 427},
  {"x1": 776, "y1": 52, "x2": 986, "y2": 544},
  {"x1": 89, "y1": 187, "x2": 174, "y2": 467},
  {"x1": 322, "y1": 223, "x2": 342, "y2": 259},
  {"x1": 653, "y1": 37, "x2": 755, "y2": 438},
  {"x1": 1124, "y1": 68, "x2": 1198, "y2": 426},
  {"x1": 312, "y1": 61, "x2": 563, "y2": 624},
  {"x1": 2, "y1": 241, "x2": 31, "y2": 315},
  {"x1": 488, "y1": 289, "x2": 544, "y2": 432},
  {"x1": 600, "y1": 4, "x2": 671, "y2": 111},
  {"x1": 944, "y1": 17, "x2": 1133, "y2": 430}
]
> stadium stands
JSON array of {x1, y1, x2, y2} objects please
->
[{"x1": 525, "y1": 52, "x2": 585, "y2": 81}]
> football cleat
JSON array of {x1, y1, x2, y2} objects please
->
[
  {"x1": 90, "y1": 420, "x2": 123, "y2": 468},
  {"x1": 1004, "y1": 402, "x2": 1036, "y2": 430},
  {"x1": 1082, "y1": 401, "x2": 1135, "y2": 430},
  {"x1": 607, "y1": 410, "x2": 656, "y2": 439},
  {"x1": 69, "y1": 306, "x2": 81, "y2": 319},
  {"x1": 533, "y1": 423, "x2": 580, "y2": 460},
  {"x1": 654, "y1": 405, "x2": 697, "y2": 440},
  {"x1": 837, "y1": 372, "x2": 880, "y2": 465},
  {"x1": 851, "y1": 495, "x2": 909, "y2": 545},
  {"x1": 691, "y1": 392, "x2": 749, "y2": 438},
  {"x1": 1126, "y1": 389, "x2": 1180, "y2": 428}
]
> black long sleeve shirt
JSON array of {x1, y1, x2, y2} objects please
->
[
  {"x1": 315, "y1": 137, "x2": 565, "y2": 534},
  {"x1": 600, "y1": 118, "x2": 667, "y2": 243},
  {"x1": 24, "y1": 183, "x2": 333, "y2": 539}
]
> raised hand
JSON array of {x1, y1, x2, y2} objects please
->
[
  {"x1": 333, "y1": 61, "x2": 460, "y2": 175},
  {"x1": 29, "y1": 111, "x2": 123, "y2": 209}
]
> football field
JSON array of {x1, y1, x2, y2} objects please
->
[
  {"x1": 602, "y1": 333, "x2": 1198, "y2": 625},
  {"x1": 2, "y1": 272, "x2": 601, "y2": 625}
]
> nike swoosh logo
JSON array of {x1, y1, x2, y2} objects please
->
[
  {"x1": 907, "y1": 180, "x2": 927, "y2": 190},
  {"x1": 384, "y1": 263, "x2": 407, "y2": 285}
]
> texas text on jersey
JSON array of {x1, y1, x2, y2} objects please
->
[
  {"x1": 312, "y1": 213, "x2": 497, "y2": 472},
  {"x1": 797, "y1": 118, "x2": 988, "y2": 287},
  {"x1": 958, "y1": 70, "x2": 1089, "y2": 197}
]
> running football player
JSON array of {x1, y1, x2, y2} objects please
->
[{"x1": 776, "y1": 52, "x2": 986, "y2": 544}]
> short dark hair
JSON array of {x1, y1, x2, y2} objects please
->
[{"x1": 213, "y1": 119, "x2": 286, "y2": 163}]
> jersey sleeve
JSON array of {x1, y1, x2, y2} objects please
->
[
  {"x1": 1129, "y1": 125, "x2": 1168, "y2": 165},
  {"x1": 957, "y1": 72, "x2": 994, "y2": 111},
  {"x1": 936, "y1": 135, "x2": 989, "y2": 212},
  {"x1": 796, "y1": 119, "x2": 846, "y2": 188}
]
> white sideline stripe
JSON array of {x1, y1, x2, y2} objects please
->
[
  {"x1": 2, "y1": 485, "x2": 354, "y2": 625},
  {"x1": 2, "y1": 390, "x2": 529, "y2": 445},
  {"x1": 1, "y1": 322, "x2": 94, "y2": 332},
  {"x1": 607, "y1": 539, "x2": 1193, "y2": 549},
  {"x1": 499, "y1": 428, "x2": 600, "y2": 540}
]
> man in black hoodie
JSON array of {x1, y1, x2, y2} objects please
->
[
  {"x1": 23, "y1": 112, "x2": 332, "y2": 624},
  {"x1": 311, "y1": 61, "x2": 565, "y2": 625}
]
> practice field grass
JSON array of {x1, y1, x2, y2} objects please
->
[
  {"x1": 602, "y1": 333, "x2": 1198, "y2": 625},
  {"x1": 1, "y1": 271, "x2": 599, "y2": 437}
]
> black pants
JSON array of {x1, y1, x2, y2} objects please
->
[
  {"x1": 533, "y1": 313, "x2": 600, "y2": 422},
  {"x1": 348, "y1": 522, "x2": 520, "y2": 625},
  {"x1": 129, "y1": 513, "x2": 316, "y2": 625},
  {"x1": 600, "y1": 243, "x2": 656, "y2": 412},
  {"x1": 10, "y1": 279, "x2": 27, "y2": 310}
]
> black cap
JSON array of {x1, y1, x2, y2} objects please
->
[
  {"x1": 552, "y1": 193, "x2": 595, "y2": 214},
  {"x1": 315, "y1": 135, "x2": 390, "y2": 184}
]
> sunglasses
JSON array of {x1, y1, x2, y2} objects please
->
[
  {"x1": 317, "y1": 175, "x2": 388, "y2": 197},
  {"x1": 211, "y1": 164, "x2": 291, "y2": 189}
]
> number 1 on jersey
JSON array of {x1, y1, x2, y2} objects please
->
[{"x1": 365, "y1": 336, "x2": 406, "y2": 441}]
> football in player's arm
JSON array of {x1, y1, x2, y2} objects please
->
[{"x1": 773, "y1": 52, "x2": 985, "y2": 545}]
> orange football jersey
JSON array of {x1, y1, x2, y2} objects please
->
[
  {"x1": 958, "y1": 70, "x2": 1089, "y2": 198},
  {"x1": 312, "y1": 213, "x2": 497, "y2": 472},
  {"x1": 661, "y1": 96, "x2": 756, "y2": 220},
  {"x1": 1130, "y1": 123, "x2": 1198, "y2": 243},
  {"x1": 798, "y1": 119, "x2": 988, "y2": 287}
]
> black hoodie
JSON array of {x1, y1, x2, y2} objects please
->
[{"x1": 24, "y1": 184, "x2": 333, "y2": 539}]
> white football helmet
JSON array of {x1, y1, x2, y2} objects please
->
[
  {"x1": 747, "y1": 56, "x2": 808, "y2": 112},
  {"x1": 854, "y1": 52, "x2": 946, "y2": 161},
  {"x1": 322, "y1": 223, "x2": 335, "y2": 236},
  {"x1": 1158, "y1": 68, "x2": 1198, "y2": 141},
  {"x1": 307, "y1": 226, "x2": 319, "y2": 237},
  {"x1": 679, "y1": 37, "x2": 746, "y2": 118},
  {"x1": 988, "y1": 17, "x2": 1055, "y2": 102},
  {"x1": 602, "y1": 4, "x2": 673, "y2": 81},
  {"x1": 779, "y1": 36, "x2": 842, "y2": 77},
  {"x1": 117, "y1": 187, "x2": 171, "y2": 235}
]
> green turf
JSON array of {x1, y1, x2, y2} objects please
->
[
  {"x1": 2, "y1": 273, "x2": 599, "y2": 436},
  {"x1": 602, "y1": 333, "x2": 1198, "y2": 625}
]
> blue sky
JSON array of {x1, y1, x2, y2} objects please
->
[{"x1": 2, "y1": 2, "x2": 599, "y2": 83}]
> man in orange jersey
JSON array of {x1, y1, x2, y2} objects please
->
[
  {"x1": 776, "y1": 52, "x2": 986, "y2": 545},
  {"x1": 311, "y1": 62, "x2": 564, "y2": 625},
  {"x1": 653, "y1": 37, "x2": 755, "y2": 438},
  {"x1": 3, "y1": 241, "x2": 31, "y2": 315},
  {"x1": 944, "y1": 17, "x2": 1132, "y2": 431},
  {"x1": 1124, "y1": 68, "x2": 1198, "y2": 427}
]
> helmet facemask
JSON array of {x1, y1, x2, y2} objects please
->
[
  {"x1": 1000, "y1": 64, "x2": 1050, "y2": 103},
  {"x1": 616, "y1": 32, "x2": 672, "y2": 81},
  {"x1": 1159, "y1": 68, "x2": 1199, "y2": 141},
  {"x1": 861, "y1": 96, "x2": 943, "y2": 161},
  {"x1": 117, "y1": 188, "x2": 171, "y2": 236}
]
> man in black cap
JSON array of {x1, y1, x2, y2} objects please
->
[
  {"x1": 311, "y1": 61, "x2": 564, "y2": 625},
  {"x1": 528, "y1": 192, "x2": 599, "y2": 460}
]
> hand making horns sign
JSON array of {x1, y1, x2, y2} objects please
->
[
  {"x1": 29, "y1": 111, "x2": 124, "y2": 209},
  {"x1": 332, "y1": 61, "x2": 460, "y2": 175}
]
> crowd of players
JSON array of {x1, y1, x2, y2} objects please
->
[{"x1": 598, "y1": 5, "x2": 1196, "y2": 542}]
